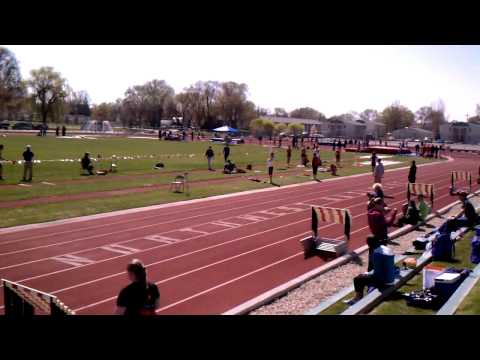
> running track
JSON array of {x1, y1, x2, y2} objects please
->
[{"x1": 0, "y1": 153, "x2": 478, "y2": 315}]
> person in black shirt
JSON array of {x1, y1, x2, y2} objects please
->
[
  {"x1": 81, "y1": 152, "x2": 94, "y2": 175},
  {"x1": 56, "y1": 126, "x2": 60, "y2": 137},
  {"x1": 205, "y1": 146, "x2": 215, "y2": 171},
  {"x1": 22, "y1": 145, "x2": 34, "y2": 182},
  {"x1": 116, "y1": 259, "x2": 160, "y2": 316},
  {"x1": 408, "y1": 160, "x2": 416, "y2": 183},
  {"x1": 223, "y1": 144, "x2": 230, "y2": 162},
  {"x1": 459, "y1": 191, "x2": 478, "y2": 227}
]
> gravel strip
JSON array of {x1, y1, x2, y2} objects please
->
[{"x1": 250, "y1": 195, "x2": 480, "y2": 315}]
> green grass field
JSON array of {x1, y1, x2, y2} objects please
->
[{"x1": 0, "y1": 135, "x2": 440, "y2": 228}]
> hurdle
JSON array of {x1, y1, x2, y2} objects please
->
[
  {"x1": 2, "y1": 279, "x2": 75, "y2": 316},
  {"x1": 451, "y1": 171, "x2": 472, "y2": 194},
  {"x1": 407, "y1": 183, "x2": 434, "y2": 208},
  {"x1": 300, "y1": 206, "x2": 351, "y2": 257}
]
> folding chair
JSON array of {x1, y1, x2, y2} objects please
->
[{"x1": 170, "y1": 173, "x2": 189, "y2": 194}]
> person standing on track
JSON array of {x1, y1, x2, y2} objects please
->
[
  {"x1": 373, "y1": 158, "x2": 384, "y2": 184},
  {"x1": 370, "y1": 152, "x2": 377, "y2": 172},
  {"x1": 286, "y1": 145, "x2": 292, "y2": 168},
  {"x1": 205, "y1": 146, "x2": 215, "y2": 171},
  {"x1": 22, "y1": 145, "x2": 34, "y2": 182},
  {"x1": 408, "y1": 160, "x2": 416, "y2": 183},
  {"x1": 267, "y1": 152, "x2": 274, "y2": 184},
  {"x1": 115, "y1": 259, "x2": 160, "y2": 316}
]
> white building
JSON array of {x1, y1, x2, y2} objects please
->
[
  {"x1": 264, "y1": 116, "x2": 326, "y2": 135},
  {"x1": 440, "y1": 121, "x2": 480, "y2": 144},
  {"x1": 391, "y1": 127, "x2": 433, "y2": 140}
]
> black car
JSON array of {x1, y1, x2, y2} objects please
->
[
  {"x1": 12, "y1": 122, "x2": 33, "y2": 130},
  {"x1": 33, "y1": 123, "x2": 46, "y2": 130},
  {"x1": 0, "y1": 122, "x2": 9, "y2": 130}
]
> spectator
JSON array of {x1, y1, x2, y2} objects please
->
[
  {"x1": 81, "y1": 152, "x2": 94, "y2": 175},
  {"x1": 22, "y1": 145, "x2": 34, "y2": 182},
  {"x1": 286, "y1": 145, "x2": 292, "y2": 168},
  {"x1": 332, "y1": 139, "x2": 336, "y2": 151},
  {"x1": 62, "y1": 125, "x2": 66, "y2": 137},
  {"x1": 301, "y1": 147, "x2": 309, "y2": 167},
  {"x1": 346, "y1": 244, "x2": 395, "y2": 305},
  {"x1": 415, "y1": 143, "x2": 420, "y2": 156},
  {"x1": 0, "y1": 144, "x2": 4, "y2": 180},
  {"x1": 366, "y1": 235, "x2": 385, "y2": 271},
  {"x1": 335, "y1": 149, "x2": 341, "y2": 165},
  {"x1": 312, "y1": 152, "x2": 321, "y2": 181},
  {"x1": 223, "y1": 160, "x2": 237, "y2": 174},
  {"x1": 408, "y1": 160, "x2": 416, "y2": 183},
  {"x1": 158, "y1": 130, "x2": 162, "y2": 140},
  {"x1": 397, "y1": 200, "x2": 421, "y2": 227},
  {"x1": 267, "y1": 152, "x2": 274, "y2": 184},
  {"x1": 368, "y1": 197, "x2": 398, "y2": 242},
  {"x1": 115, "y1": 259, "x2": 160, "y2": 316},
  {"x1": 417, "y1": 194, "x2": 431, "y2": 222},
  {"x1": 223, "y1": 144, "x2": 230, "y2": 162},
  {"x1": 370, "y1": 152, "x2": 377, "y2": 173},
  {"x1": 456, "y1": 191, "x2": 478, "y2": 228},
  {"x1": 372, "y1": 183, "x2": 385, "y2": 200},
  {"x1": 56, "y1": 126, "x2": 60, "y2": 137},
  {"x1": 191, "y1": 131, "x2": 194, "y2": 142},
  {"x1": 373, "y1": 158, "x2": 384, "y2": 183},
  {"x1": 205, "y1": 146, "x2": 215, "y2": 171}
]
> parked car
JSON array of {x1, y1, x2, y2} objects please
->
[
  {"x1": 32, "y1": 123, "x2": 46, "y2": 130},
  {"x1": 12, "y1": 122, "x2": 33, "y2": 130},
  {"x1": 0, "y1": 121, "x2": 9, "y2": 130}
]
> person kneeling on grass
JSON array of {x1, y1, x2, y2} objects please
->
[
  {"x1": 81, "y1": 152, "x2": 94, "y2": 175},
  {"x1": 115, "y1": 259, "x2": 160, "y2": 316},
  {"x1": 223, "y1": 160, "x2": 237, "y2": 174},
  {"x1": 345, "y1": 244, "x2": 395, "y2": 305}
]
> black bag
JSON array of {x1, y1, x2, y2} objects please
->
[{"x1": 404, "y1": 289, "x2": 441, "y2": 309}]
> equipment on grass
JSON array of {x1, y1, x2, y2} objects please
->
[
  {"x1": 170, "y1": 172, "x2": 189, "y2": 194},
  {"x1": 2, "y1": 279, "x2": 75, "y2": 316},
  {"x1": 300, "y1": 206, "x2": 351, "y2": 257}
]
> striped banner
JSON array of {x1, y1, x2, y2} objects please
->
[{"x1": 312, "y1": 207, "x2": 352, "y2": 240}]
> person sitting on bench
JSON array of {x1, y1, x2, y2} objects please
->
[
  {"x1": 346, "y1": 243, "x2": 395, "y2": 305},
  {"x1": 440, "y1": 191, "x2": 479, "y2": 232},
  {"x1": 396, "y1": 200, "x2": 421, "y2": 227},
  {"x1": 223, "y1": 160, "x2": 237, "y2": 174},
  {"x1": 81, "y1": 152, "x2": 94, "y2": 175}
]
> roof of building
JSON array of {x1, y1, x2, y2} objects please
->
[{"x1": 264, "y1": 116, "x2": 322, "y2": 125}]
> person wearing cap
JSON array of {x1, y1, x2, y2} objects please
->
[
  {"x1": 81, "y1": 152, "x2": 94, "y2": 175},
  {"x1": 367, "y1": 197, "x2": 398, "y2": 241},
  {"x1": 22, "y1": 145, "x2": 34, "y2": 182}
]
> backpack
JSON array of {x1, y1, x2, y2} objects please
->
[{"x1": 432, "y1": 232, "x2": 455, "y2": 261}]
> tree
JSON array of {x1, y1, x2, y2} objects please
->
[
  {"x1": 28, "y1": 67, "x2": 68, "y2": 124},
  {"x1": 217, "y1": 81, "x2": 252, "y2": 129},
  {"x1": 274, "y1": 123, "x2": 287, "y2": 136},
  {"x1": 287, "y1": 123, "x2": 304, "y2": 136},
  {"x1": 359, "y1": 109, "x2": 379, "y2": 122},
  {"x1": 67, "y1": 90, "x2": 91, "y2": 118},
  {"x1": 429, "y1": 100, "x2": 447, "y2": 139},
  {"x1": 274, "y1": 107, "x2": 288, "y2": 117},
  {"x1": 415, "y1": 106, "x2": 433, "y2": 128},
  {"x1": 380, "y1": 103, "x2": 414, "y2": 132},
  {"x1": 0, "y1": 47, "x2": 25, "y2": 120},
  {"x1": 263, "y1": 119, "x2": 275, "y2": 139},
  {"x1": 290, "y1": 107, "x2": 320, "y2": 120},
  {"x1": 249, "y1": 118, "x2": 265, "y2": 139},
  {"x1": 91, "y1": 102, "x2": 113, "y2": 121}
]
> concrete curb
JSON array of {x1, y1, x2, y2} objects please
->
[
  {"x1": 224, "y1": 189, "x2": 477, "y2": 315},
  {"x1": 303, "y1": 285, "x2": 354, "y2": 315}
]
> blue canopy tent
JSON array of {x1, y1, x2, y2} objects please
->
[{"x1": 212, "y1": 126, "x2": 238, "y2": 133}]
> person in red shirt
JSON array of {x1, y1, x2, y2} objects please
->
[{"x1": 367, "y1": 198, "x2": 397, "y2": 241}]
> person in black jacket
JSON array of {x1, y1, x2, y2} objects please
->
[
  {"x1": 81, "y1": 152, "x2": 94, "y2": 175},
  {"x1": 223, "y1": 144, "x2": 230, "y2": 162},
  {"x1": 62, "y1": 125, "x2": 66, "y2": 137},
  {"x1": 408, "y1": 160, "x2": 416, "y2": 183},
  {"x1": 205, "y1": 146, "x2": 215, "y2": 171},
  {"x1": 22, "y1": 145, "x2": 34, "y2": 182},
  {"x1": 115, "y1": 259, "x2": 160, "y2": 316}
]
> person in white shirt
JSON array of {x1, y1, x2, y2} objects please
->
[
  {"x1": 373, "y1": 158, "x2": 384, "y2": 183},
  {"x1": 267, "y1": 153, "x2": 274, "y2": 184}
]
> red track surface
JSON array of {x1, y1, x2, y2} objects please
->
[{"x1": 0, "y1": 153, "x2": 478, "y2": 315}]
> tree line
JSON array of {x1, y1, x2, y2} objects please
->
[{"x1": 0, "y1": 46, "x2": 474, "y2": 136}]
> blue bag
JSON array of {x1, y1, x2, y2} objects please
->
[
  {"x1": 471, "y1": 227, "x2": 480, "y2": 264},
  {"x1": 432, "y1": 232, "x2": 455, "y2": 261}
]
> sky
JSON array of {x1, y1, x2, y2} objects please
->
[{"x1": 3, "y1": 45, "x2": 480, "y2": 121}]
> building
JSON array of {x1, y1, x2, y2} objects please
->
[
  {"x1": 264, "y1": 116, "x2": 326, "y2": 135},
  {"x1": 327, "y1": 118, "x2": 385, "y2": 139},
  {"x1": 391, "y1": 127, "x2": 433, "y2": 140},
  {"x1": 440, "y1": 121, "x2": 480, "y2": 144}
]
